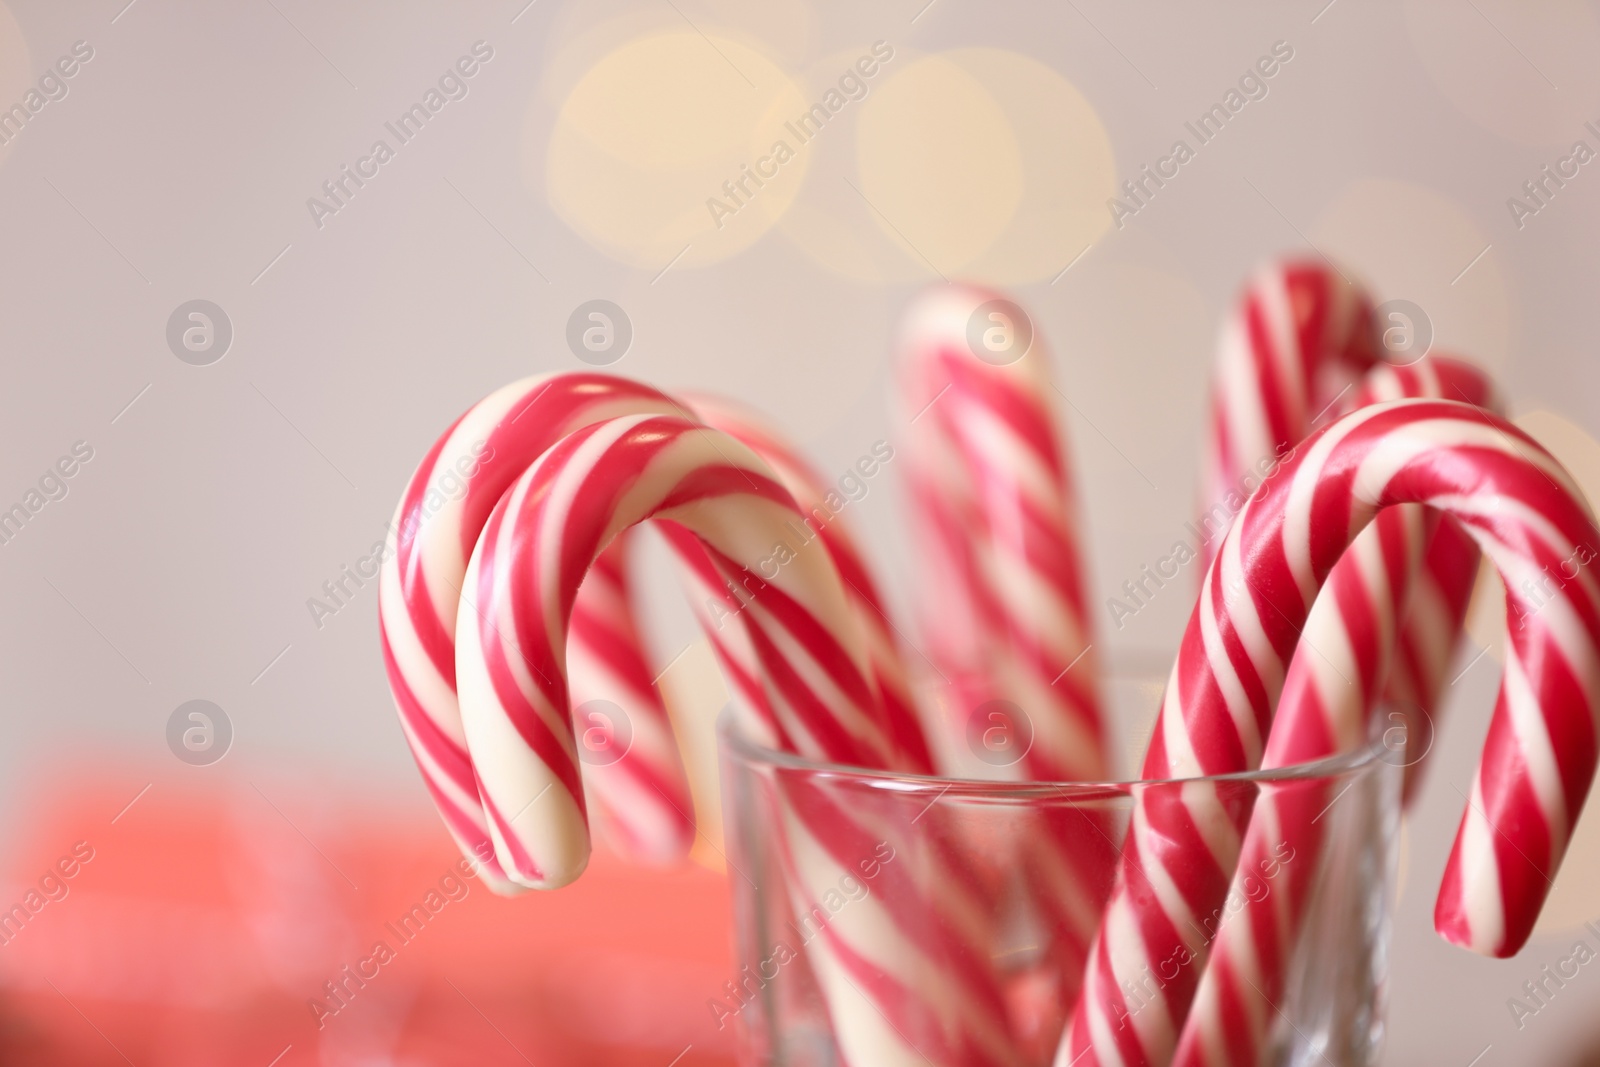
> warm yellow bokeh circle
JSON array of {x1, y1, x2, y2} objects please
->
[
  {"x1": 933, "y1": 48, "x2": 1118, "y2": 285},
  {"x1": 541, "y1": 38, "x2": 1115, "y2": 282},
  {"x1": 855, "y1": 52, "x2": 1023, "y2": 274},
  {"x1": 541, "y1": 31, "x2": 810, "y2": 270},
  {"x1": 839, "y1": 47, "x2": 1116, "y2": 285}
]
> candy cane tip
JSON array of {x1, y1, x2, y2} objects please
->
[
  {"x1": 478, "y1": 870, "x2": 533, "y2": 897},
  {"x1": 1432, "y1": 907, "x2": 1509, "y2": 958},
  {"x1": 1435, "y1": 884, "x2": 1529, "y2": 958},
  {"x1": 449, "y1": 841, "x2": 533, "y2": 897},
  {"x1": 505, "y1": 856, "x2": 586, "y2": 892}
]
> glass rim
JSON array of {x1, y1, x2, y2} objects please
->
[{"x1": 716, "y1": 714, "x2": 1392, "y2": 802}]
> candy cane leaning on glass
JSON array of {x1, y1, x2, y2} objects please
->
[
  {"x1": 897, "y1": 284, "x2": 1118, "y2": 1032},
  {"x1": 672, "y1": 395, "x2": 1027, "y2": 1036},
  {"x1": 455, "y1": 413, "x2": 1019, "y2": 1066},
  {"x1": 378, "y1": 373, "x2": 703, "y2": 886},
  {"x1": 1172, "y1": 356, "x2": 1499, "y2": 1066},
  {"x1": 897, "y1": 282, "x2": 1107, "y2": 781},
  {"x1": 1176, "y1": 508, "x2": 1422, "y2": 1067},
  {"x1": 1058, "y1": 399, "x2": 1600, "y2": 1067},
  {"x1": 559, "y1": 392, "x2": 1005, "y2": 1024},
  {"x1": 385, "y1": 379, "x2": 1013, "y2": 1062}
]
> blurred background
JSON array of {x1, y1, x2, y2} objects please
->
[{"x1": 1, "y1": 0, "x2": 1599, "y2": 1063}]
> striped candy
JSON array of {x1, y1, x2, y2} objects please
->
[
  {"x1": 454, "y1": 411, "x2": 1019, "y2": 1064},
  {"x1": 896, "y1": 284, "x2": 1118, "y2": 1036},
  {"x1": 1058, "y1": 399, "x2": 1600, "y2": 1066},
  {"x1": 671, "y1": 396, "x2": 1044, "y2": 1061},
  {"x1": 898, "y1": 282, "x2": 1107, "y2": 782},
  {"x1": 455, "y1": 412, "x2": 892, "y2": 885},
  {"x1": 1171, "y1": 355, "x2": 1500, "y2": 1066},
  {"x1": 378, "y1": 373, "x2": 702, "y2": 887}
]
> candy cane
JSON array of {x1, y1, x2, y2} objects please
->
[
  {"x1": 675, "y1": 395, "x2": 1043, "y2": 1058},
  {"x1": 898, "y1": 283, "x2": 1107, "y2": 781},
  {"x1": 1058, "y1": 399, "x2": 1600, "y2": 1067},
  {"x1": 456, "y1": 412, "x2": 893, "y2": 880},
  {"x1": 378, "y1": 372, "x2": 702, "y2": 886},
  {"x1": 896, "y1": 285, "x2": 1120, "y2": 1034},
  {"x1": 568, "y1": 395, "x2": 1008, "y2": 1022},
  {"x1": 1171, "y1": 355, "x2": 1501, "y2": 1066},
  {"x1": 455, "y1": 412, "x2": 1018, "y2": 1065},
  {"x1": 550, "y1": 395, "x2": 1017, "y2": 1062}
]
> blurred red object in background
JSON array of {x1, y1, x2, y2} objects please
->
[{"x1": 0, "y1": 765, "x2": 738, "y2": 1066}]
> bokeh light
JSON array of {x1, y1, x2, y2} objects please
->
[
  {"x1": 938, "y1": 48, "x2": 1117, "y2": 286},
  {"x1": 782, "y1": 47, "x2": 1115, "y2": 285},
  {"x1": 539, "y1": 31, "x2": 810, "y2": 269},
  {"x1": 856, "y1": 51, "x2": 1023, "y2": 275}
]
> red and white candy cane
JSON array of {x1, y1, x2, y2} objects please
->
[
  {"x1": 378, "y1": 373, "x2": 701, "y2": 886},
  {"x1": 898, "y1": 285, "x2": 1119, "y2": 1044},
  {"x1": 454, "y1": 412, "x2": 894, "y2": 883},
  {"x1": 898, "y1": 282, "x2": 1106, "y2": 781},
  {"x1": 677, "y1": 397, "x2": 1048, "y2": 1057},
  {"x1": 1172, "y1": 355, "x2": 1500, "y2": 1066},
  {"x1": 455, "y1": 412, "x2": 1018, "y2": 1065},
  {"x1": 558, "y1": 394, "x2": 1010, "y2": 1048},
  {"x1": 1058, "y1": 399, "x2": 1600, "y2": 1066},
  {"x1": 566, "y1": 397, "x2": 1003, "y2": 994}
]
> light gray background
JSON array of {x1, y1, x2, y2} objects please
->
[{"x1": 0, "y1": 0, "x2": 1597, "y2": 1063}]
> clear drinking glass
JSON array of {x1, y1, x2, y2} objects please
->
[{"x1": 717, "y1": 676, "x2": 1401, "y2": 1067}]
